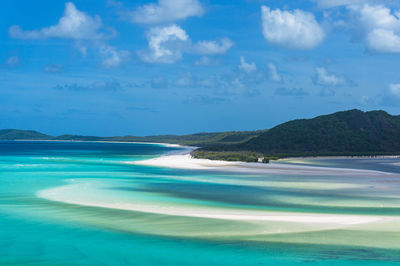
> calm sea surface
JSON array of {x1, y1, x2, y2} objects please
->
[{"x1": 1, "y1": 141, "x2": 400, "y2": 265}]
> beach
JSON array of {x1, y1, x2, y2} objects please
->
[
  {"x1": 2, "y1": 141, "x2": 400, "y2": 264},
  {"x1": 34, "y1": 143, "x2": 400, "y2": 250},
  {"x1": 130, "y1": 147, "x2": 396, "y2": 177}
]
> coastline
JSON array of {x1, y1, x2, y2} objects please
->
[
  {"x1": 31, "y1": 140, "x2": 400, "y2": 249},
  {"x1": 130, "y1": 145, "x2": 396, "y2": 176},
  {"x1": 3, "y1": 138, "x2": 186, "y2": 148},
  {"x1": 5, "y1": 139, "x2": 400, "y2": 160}
]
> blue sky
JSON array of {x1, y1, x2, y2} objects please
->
[{"x1": 2, "y1": 0, "x2": 400, "y2": 136}]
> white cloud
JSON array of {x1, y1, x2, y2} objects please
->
[
  {"x1": 5, "y1": 56, "x2": 20, "y2": 67},
  {"x1": 151, "y1": 76, "x2": 168, "y2": 88},
  {"x1": 194, "y1": 56, "x2": 219, "y2": 66},
  {"x1": 175, "y1": 72, "x2": 194, "y2": 87},
  {"x1": 367, "y1": 29, "x2": 400, "y2": 53},
  {"x1": 315, "y1": 2, "x2": 400, "y2": 53},
  {"x1": 54, "y1": 79, "x2": 122, "y2": 91},
  {"x1": 261, "y1": 6, "x2": 325, "y2": 49},
  {"x1": 359, "y1": 95, "x2": 374, "y2": 105},
  {"x1": 138, "y1": 24, "x2": 189, "y2": 63},
  {"x1": 9, "y1": 2, "x2": 104, "y2": 40},
  {"x1": 389, "y1": 83, "x2": 400, "y2": 97},
  {"x1": 314, "y1": 0, "x2": 378, "y2": 8},
  {"x1": 138, "y1": 25, "x2": 233, "y2": 63},
  {"x1": 100, "y1": 45, "x2": 130, "y2": 68},
  {"x1": 76, "y1": 44, "x2": 88, "y2": 57},
  {"x1": 192, "y1": 38, "x2": 234, "y2": 55},
  {"x1": 129, "y1": 0, "x2": 204, "y2": 24},
  {"x1": 238, "y1": 56, "x2": 256, "y2": 73},
  {"x1": 314, "y1": 67, "x2": 348, "y2": 86},
  {"x1": 9, "y1": 2, "x2": 130, "y2": 68},
  {"x1": 44, "y1": 64, "x2": 63, "y2": 73},
  {"x1": 267, "y1": 63, "x2": 281, "y2": 82},
  {"x1": 350, "y1": 4, "x2": 400, "y2": 53}
]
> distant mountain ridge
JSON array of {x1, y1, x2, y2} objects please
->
[
  {"x1": 0, "y1": 129, "x2": 51, "y2": 140},
  {"x1": 3, "y1": 109, "x2": 400, "y2": 158},
  {"x1": 0, "y1": 129, "x2": 263, "y2": 147}
]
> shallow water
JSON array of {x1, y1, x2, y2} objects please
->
[{"x1": 1, "y1": 141, "x2": 400, "y2": 265}]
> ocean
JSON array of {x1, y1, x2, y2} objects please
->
[{"x1": 0, "y1": 141, "x2": 399, "y2": 265}]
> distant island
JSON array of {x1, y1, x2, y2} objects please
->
[{"x1": 3, "y1": 109, "x2": 400, "y2": 162}]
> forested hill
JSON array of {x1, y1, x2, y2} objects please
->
[
  {"x1": 200, "y1": 109, "x2": 400, "y2": 157},
  {"x1": 0, "y1": 129, "x2": 51, "y2": 140},
  {"x1": 0, "y1": 129, "x2": 264, "y2": 147},
  {"x1": 3, "y1": 109, "x2": 400, "y2": 158}
]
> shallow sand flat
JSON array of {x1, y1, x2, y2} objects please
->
[
  {"x1": 130, "y1": 153, "x2": 396, "y2": 177},
  {"x1": 34, "y1": 146, "x2": 400, "y2": 250},
  {"x1": 35, "y1": 180, "x2": 400, "y2": 250},
  {"x1": 38, "y1": 181, "x2": 386, "y2": 226}
]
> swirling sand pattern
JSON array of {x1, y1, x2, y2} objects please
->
[{"x1": 1, "y1": 141, "x2": 400, "y2": 265}]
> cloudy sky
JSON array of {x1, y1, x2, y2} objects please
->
[{"x1": 2, "y1": 0, "x2": 400, "y2": 136}]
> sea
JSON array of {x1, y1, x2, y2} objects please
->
[{"x1": 0, "y1": 141, "x2": 399, "y2": 265}]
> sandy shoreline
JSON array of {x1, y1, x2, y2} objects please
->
[
  {"x1": 34, "y1": 142, "x2": 400, "y2": 246},
  {"x1": 131, "y1": 146, "x2": 396, "y2": 177},
  {"x1": 38, "y1": 182, "x2": 385, "y2": 226}
]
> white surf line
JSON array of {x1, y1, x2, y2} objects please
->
[{"x1": 37, "y1": 183, "x2": 385, "y2": 226}]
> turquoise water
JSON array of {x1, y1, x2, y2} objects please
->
[{"x1": 1, "y1": 141, "x2": 400, "y2": 265}]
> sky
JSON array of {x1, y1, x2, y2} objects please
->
[{"x1": 2, "y1": 0, "x2": 400, "y2": 136}]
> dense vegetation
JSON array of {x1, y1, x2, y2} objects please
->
[
  {"x1": 200, "y1": 109, "x2": 400, "y2": 158},
  {"x1": 191, "y1": 150, "x2": 265, "y2": 163},
  {"x1": 0, "y1": 129, "x2": 264, "y2": 147},
  {"x1": 3, "y1": 109, "x2": 400, "y2": 161},
  {"x1": 102, "y1": 130, "x2": 264, "y2": 146}
]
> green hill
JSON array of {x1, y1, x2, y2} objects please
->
[
  {"x1": 4, "y1": 109, "x2": 400, "y2": 160},
  {"x1": 0, "y1": 129, "x2": 51, "y2": 140},
  {"x1": 53, "y1": 130, "x2": 264, "y2": 146},
  {"x1": 198, "y1": 109, "x2": 400, "y2": 158},
  {"x1": 0, "y1": 129, "x2": 263, "y2": 147}
]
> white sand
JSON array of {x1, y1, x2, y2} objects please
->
[
  {"x1": 38, "y1": 183, "x2": 384, "y2": 226},
  {"x1": 130, "y1": 152, "x2": 394, "y2": 177}
]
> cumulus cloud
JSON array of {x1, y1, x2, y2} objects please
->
[
  {"x1": 54, "y1": 79, "x2": 122, "y2": 91},
  {"x1": 319, "y1": 87, "x2": 336, "y2": 96},
  {"x1": 274, "y1": 87, "x2": 309, "y2": 97},
  {"x1": 380, "y1": 83, "x2": 400, "y2": 106},
  {"x1": 151, "y1": 76, "x2": 168, "y2": 88},
  {"x1": 9, "y1": 2, "x2": 105, "y2": 40},
  {"x1": 314, "y1": 0, "x2": 378, "y2": 8},
  {"x1": 138, "y1": 25, "x2": 233, "y2": 63},
  {"x1": 238, "y1": 56, "x2": 256, "y2": 73},
  {"x1": 388, "y1": 83, "x2": 400, "y2": 97},
  {"x1": 129, "y1": 0, "x2": 204, "y2": 24},
  {"x1": 184, "y1": 95, "x2": 228, "y2": 105},
  {"x1": 367, "y1": 29, "x2": 400, "y2": 53},
  {"x1": 9, "y1": 2, "x2": 129, "y2": 68},
  {"x1": 359, "y1": 95, "x2": 375, "y2": 105},
  {"x1": 267, "y1": 63, "x2": 281, "y2": 82},
  {"x1": 313, "y1": 67, "x2": 351, "y2": 86},
  {"x1": 194, "y1": 56, "x2": 219, "y2": 66},
  {"x1": 99, "y1": 45, "x2": 130, "y2": 68},
  {"x1": 261, "y1": 6, "x2": 325, "y2": 49},
  {"x1": 43, "y1": 64, "x2": 63, "y2": 73},
  {"x1": 150, "y1": 67, "x2": 265, "y2": 97},
  {"x1": 351, "y1": 4, "x2": 400, "y2": 53},
  {"x1": 314, "y1": 2, "x2": 400, "y2": 53},
  {"x1": 192, "y1": 38, "x2": 234, "y2": 54},
  {"x1": 138, "y1": 24, "x2": 189, "y2": 63},
  {"x1": 5, "y1": 56, "x2": 20, "y2": 67},
  {"x1": 175, "y1": 72, "x2": 195, "y2": 87}
]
